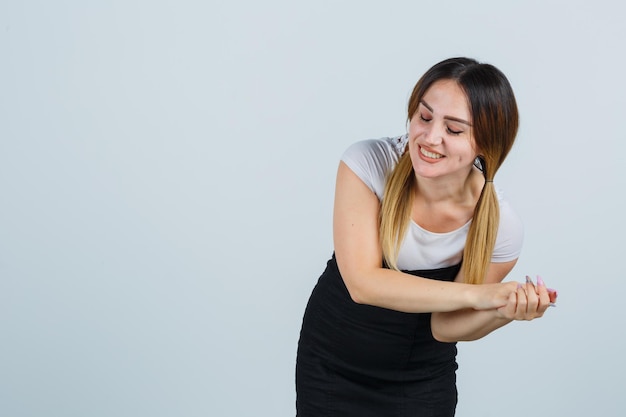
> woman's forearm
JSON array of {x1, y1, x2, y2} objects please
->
[
  {"x1": 346, "y1": 268, "x2": 477, "y2": 313},
  {"x1": 343, "y1": 266, "x2": 517, "y2": 314},
  {"x1": 431, "y1": 308, "x2": 512, "y2": 342}
]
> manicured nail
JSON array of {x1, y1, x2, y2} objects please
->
[
  {"x1": 547, "y1": 288, "x2": 558, "y2": 297},
  {"x1": 549, "y1": 303, "x2": 557, "y2": 307},
  {"x1": 517, "y1": 283, "x2": 523, "y2": 289},
  {"x1": 525, "y1": 275, "x2": 534, "y2": 285},
  {"x1": 537, "y1": 275, "x2": 545, "y2": 286}
]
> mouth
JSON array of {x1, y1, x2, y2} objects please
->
[{"x1": 419, "y1": 146, "x2": 444, "y2": 159}]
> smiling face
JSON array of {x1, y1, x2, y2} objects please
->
[{"x1": 408, "y1": 79, "x2": 479, "y2": 182}]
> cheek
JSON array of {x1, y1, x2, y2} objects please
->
[
  {"x1": 456, "y1": 144, "x2": 478, "y2": 162},
  {"x1": 408, "y1": 119, "x2": 425, "y2": 135},
  {"x1": 407, "y1": 138, "x2": 417, "y2": 157},
  {"x1": 407, "y1": 140, "x2": 421, "y2": 164}
]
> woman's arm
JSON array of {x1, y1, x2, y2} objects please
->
[
  {"x1": 333, "y1": 162, "x2": 518, "y2": 313},
  {"x1": 431, "y1": 261, "x2": 553, "y2": 342}
]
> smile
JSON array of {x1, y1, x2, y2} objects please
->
[{"x1": 419, "y1": 146, "x2": 444, "y2": 159}]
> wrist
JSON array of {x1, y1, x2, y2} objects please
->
[
  {"x1": 462, "y1": 283, "x2": 480, "y2": 309},
  {"x1": 493, "y1": 306, "x2": 515, "y2": 322}
]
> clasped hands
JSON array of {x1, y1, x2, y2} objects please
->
[{"x1": 495, "y1": 275, "x2": 558, "y2": 321}]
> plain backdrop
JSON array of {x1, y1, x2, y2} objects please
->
[{"x1": 1, "y1": 1, "x2": 625, "y2": 416}]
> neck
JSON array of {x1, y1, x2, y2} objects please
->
[{"x1": 414, "y1": 167, "x2": 483, "y2": 205}]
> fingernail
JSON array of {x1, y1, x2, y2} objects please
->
[
  {"x1": 517, "y1": 283, "x2": 523, "y2": 289},
  {"x1": 549, "y1": 303, "x2": 557, "y2": 307},
  {"x1": 547, "y1": 288, "x2": 558, "y2": 297},
  {"x1": 525, "y1": 275, "x2": 534, "y2": 285},
  {"x1": 537, "y1": 275, "x2": 545, "y2": 286}
]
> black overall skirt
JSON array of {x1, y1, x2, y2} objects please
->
[{"x1": 296, "y1": 254, "x2": 461, "y2": 417}]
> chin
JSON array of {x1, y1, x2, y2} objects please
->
[{"x1": 412, "y1": 166, "x2": 442, "y2": 179}]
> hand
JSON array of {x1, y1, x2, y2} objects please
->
[
  {"x1": 496, "y1": 275, "x2": 557, "y2": 320},
  {"x1": 472, "y1": 281, "x2": 520, "y2": 310}
]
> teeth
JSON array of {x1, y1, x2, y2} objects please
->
[{"x1": 420, "y1": 147, "x2": 443, "y2": 159}]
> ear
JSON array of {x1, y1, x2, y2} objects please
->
[
  {"x1": 474, "y1": 155, "x2": 486, "y2": 174},
  {"x1": 473, "y1": 140, "x2": 483, "y2": 155}
]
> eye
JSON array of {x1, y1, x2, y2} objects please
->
[
  {"x1": 446, "y1": 126, "x2": 463, "y2": 135},
  {"x1": 419, "y1": 113, "x2": 432, "y2": 122}
]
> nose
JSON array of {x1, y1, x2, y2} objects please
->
[{"x1": 423, "y1": 123, "x2": 444, "y2": 146}]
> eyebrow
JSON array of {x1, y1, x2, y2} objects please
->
[{"x1": 420, "y1": 100, "x2": 472, "y2": 126}]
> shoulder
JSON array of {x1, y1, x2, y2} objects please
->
[
  {"x1": 492, "y1": 188, "x2": 524, "y2": 262},
  {"x1": 340, "y1": 135, "x2": 407, "y2": 200},
  {"x1": 341, "y1": 135, "x2": 406, "y2": 167}
]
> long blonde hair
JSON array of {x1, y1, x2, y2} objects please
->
[{"x1": 380, "y1": 58, "x2": 519, "y2": 284}]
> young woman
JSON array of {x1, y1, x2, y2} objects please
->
[{"x1": 295, "y1": 57, "x2": 557, "y2": 416}]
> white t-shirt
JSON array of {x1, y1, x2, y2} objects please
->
[{"x1": 341, "y1": 135, "x2": 524, "y2": 271}]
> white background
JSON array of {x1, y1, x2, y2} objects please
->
[{"x1": 1, "y1": 1, "x2": 624, "y2": 416}]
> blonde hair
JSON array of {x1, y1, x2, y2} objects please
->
[{"x1": 380, "y1": 58, "x2": 519, "y2": 285}]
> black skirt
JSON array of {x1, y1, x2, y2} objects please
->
[{"x1": 296, "y1": 254, "x2": 461, "y2": 417}]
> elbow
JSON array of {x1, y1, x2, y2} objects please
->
[
  {"x1": 433, "y1": 326, "x2": 478, "y2": 343},
  {"x1": 335, "y1": 258, "x2": 383, "y2": 306},
  {"x1": 342, "y1": 274, "x2": 375, "y2": 306},
  {"x1": 431, "y1": 314, "x2": 459, "y2": 343},
  {"x1": 432, "y1": 328, "x2": 457, "y2": 343},
  {"x1": 345, "y1": 284, "x2": 370, "y2": 305},
  {"x1": 339, "y1": 268, "x2": 371, "y2": 305}
]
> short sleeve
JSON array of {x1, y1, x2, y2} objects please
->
[
  {"x1": 492, "y1": 195, "x2": 524, "y2": 263},
  {"x1": 340, "y1": 137, "x2": 404, "y2": 201}
]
